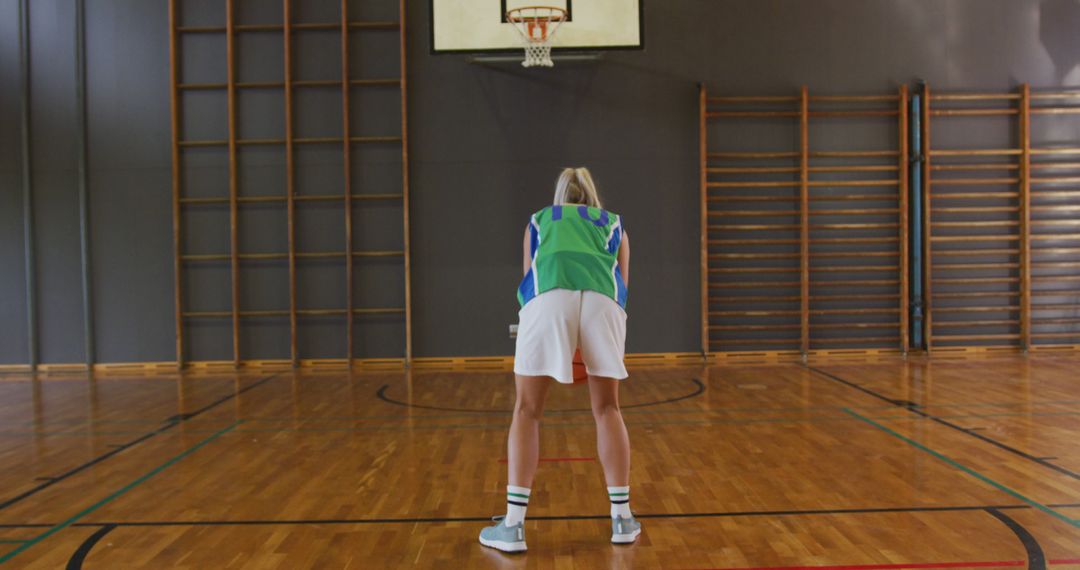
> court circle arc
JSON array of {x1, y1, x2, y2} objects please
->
[{"x1": 375, "y1": 377, "x2": 705, "y2": 414}]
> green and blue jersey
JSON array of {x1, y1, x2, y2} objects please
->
[{"x1": 517, "y1": 205, "x2": 628, "y2": 309}]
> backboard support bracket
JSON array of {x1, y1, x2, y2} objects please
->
[{"x1": 468, "y1": 52, "x2": 604, "y2": 66}]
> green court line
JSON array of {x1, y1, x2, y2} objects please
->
[
  {"x1": 842, "y1": 408, "x2": 1080, "y2": 529},
  {"x1": 0, "y1": 420, "x2": 241, "y2": 565}
]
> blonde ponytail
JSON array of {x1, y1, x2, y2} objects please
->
[{"x1": 552, "y1": 167, "x2": 602, "y2": 209}]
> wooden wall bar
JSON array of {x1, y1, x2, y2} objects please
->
[
  {"x1": 1028, "y1": 88, "x2": 1080, "y2": 347},
  {"x1": 169, "y1": 0, "x2": 411, "y2": 368},
  {"x1": 400, "y1": 0, "x2": 413, "y2": 363},
  {"x1": 701, "y1": 86, "x2": 907, "y2": 355},
  {"x1": 923, "y1": 83, "x2": 1080, "y2": 351},
  {"x1": 806, "y1": 90, "x2": 906, "y2": 353},
  {"x1": 702, "y1": 90, "x2": 803, "y2": 353},
  {"x1": 340, "y1": 0, "x2": 355, "y2": 363},
  {"x1": 284, "y1": 0, "x2": 298, "y2": 367},
  {"x1": 799, "y1": 87, "x2": 810, "y2": 355},
  {"x1": 225, "y1": 0, "x2": 241, "y2": 367},
  {"x1": 924, "y1": 86, "x2": 1024, "y2": 350},
  {"x1": 168, "y1": 0, "x2": 183, "y2": 366}
]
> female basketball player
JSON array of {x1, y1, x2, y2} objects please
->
[{"x1": 479, "y1": 167, "x2": 639, "y2": 553}]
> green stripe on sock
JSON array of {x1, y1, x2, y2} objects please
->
[
  {"x1": 507, "y1": 492, "x2": 530, "y2": 499},
  {"x1": 609, "y1": 492, "x2": 629, "y2": 497}
]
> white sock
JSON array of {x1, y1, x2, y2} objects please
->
[
  {"x1": 608, "y1": 486, "x2": 631, "y2": 518},
  {"x1": 505, "y1": 485, "x2": 530, "y2": 526}
]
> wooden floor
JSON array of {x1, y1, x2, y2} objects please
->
[{"x1": 1, "y1": 354, "x2": 1079, "y2": 568}]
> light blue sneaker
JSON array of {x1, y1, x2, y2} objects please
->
[
  {"x1": 478, "y1": 516, "x2": 527, "y2": 553},
  {"x1": 611, "y1": 515, "x2": 641, "y2": 544}
]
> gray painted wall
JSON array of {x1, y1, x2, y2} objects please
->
[{"x1": 2, "y1": 0, "x2": 1080, "y2": 364}]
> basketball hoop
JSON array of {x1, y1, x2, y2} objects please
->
[{"x1": 506, "y1": 6, "x2": 567, "y2": 68}]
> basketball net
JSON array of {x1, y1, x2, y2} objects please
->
[{"x1": 506, "y1": 7, "x2": 567, "y2": 68}]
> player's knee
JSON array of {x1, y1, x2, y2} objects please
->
[
  {"x1": 591, "y1": 399, "x2": 620, "y2": 420},
  {"x1": 514, "y1": 399, "x2": 545, "y2": 421}
]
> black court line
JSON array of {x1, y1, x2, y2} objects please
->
[
  {"x1": 985, "y1": 508, "x2": 1047, "y2": 570},
  {"x1": 805, "y1": 366, "x2": 1080, "y2": 482},
  {"x1": 0, "y1": 502, "x2": 1071, "y2": 529},
  {"x1": 65, "y1": 524, "x2": 115, "y2": 570},
  {"x1": 375, "y1": 378, "x2": 705, "y2": 414},
  {"x1": 0, "y1": 374, "x2": 278, "y2": 513}
]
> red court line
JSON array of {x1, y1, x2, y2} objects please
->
[
  {"x1": 497, "y1": 457, "x2": 595, "y2": 463},
  {"x1": 694, "y1": 561, "x2": 1025, "y2": 570}
]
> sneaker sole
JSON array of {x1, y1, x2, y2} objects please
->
[
  {"x1": 611, "y1": 528, "x2": 641, "y2": 544},
  {"x1": 479, "y1": 536, "x2": 527, "y2": 553}
]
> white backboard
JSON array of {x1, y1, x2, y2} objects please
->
[{"x1": 431, "y1": 0, "x2": 644, "y2": 53}]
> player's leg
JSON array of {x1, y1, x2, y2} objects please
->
[
  {"x1": 579, "y1": 291, "x2": 640, "y2": 543},
  {"x1": 480, "y1": 291, "x2": 577, "y2": 553},
  {"x1": 586, "y1": 376, "x2": 630, "y2": 488},
  {"x1": 508, "y1": 374, "x2": 552, "y2": 490}
]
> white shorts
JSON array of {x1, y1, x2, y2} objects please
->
[{"x1": 513, "y1": 289, "x2": 628, "y2": 384}]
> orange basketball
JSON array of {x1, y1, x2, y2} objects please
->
[{"x1": 572, "y1": 349, "x2": 588, "y2": 384}]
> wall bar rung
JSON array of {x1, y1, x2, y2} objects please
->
[
  {"x1": 708, "y1": 197, "x2": 798, "y2": 204},
  {"x1": 932, "y1": 163, "x2": 1018, "y2": 171},
  {"x1": 1031, "y1": 92, "x2": 1080, "y2": 99},
  {"x1": 811, "y1": 294, "x2": 900, "y2": 301},
  {"x1": 708, "y1": 151, "x2": 799, "y2": 159},
  {"x1": 707, "y1": 166, "x2": 798, "y2": 174},
  {"x1": 1030, "y1": 108, "x2": 1080, "y2": 115},
  {"x1": 811, "y1": 265, "x2": 898, "y2": 273},
  {"x1": 932, "y1": 93, "x2": 1021, "y2": 101},
  {"x1": 1031, "y1": 163, "x2": 1080, "y2": 170},
  {"x1": 707, "y1": 111, "x2": 799, "y2": 118},
  {"x1": 707, "y1": 95, "x2": 799, "y2": 103},
  {"x1": 707, "y1": 210, "x2": 798, "y2": 217},
  {"x1": 1031, "y1": 176, "x2": 1080, "y2": 183},
  {"x1": 812, "y1": 237, "x2": 900, "y2": 244},
  {"x1": 709, "y1": 325, "x2": 801, "y2": 331},
  {"x1": 810, "y1": 94, "x2": 899, "y2": 102},
  {"x1": 933, "y1": 192, "x2": 1020, "y2": 199},
  {"x1": 931, "y1": 109, "x2": 1018, "y2": 116},
  {"x1": 809, "y1": 194, "x2": 900, "y2": 202},
  {"x1": 807, "y1": 180, "x2": 899, "y2": 187},
  {"x1": 710, "y1": 296, "x2": 802, "y2": 303},
  {"x1": 707, "y1": 181, "x2": 799, "y2": 188},
  {"x1": 932, "y1": 149, "x2": 1022, "y2": 157},
  {"x1": 812, "y1": 151, "x2": 898, "y2": 158},
  {"x1": 1031, "y1": 148, "x2": 1080, "y2": 155},
  {"x1": 932, "y1": 178, "x2": 1019, "y2": 186}
]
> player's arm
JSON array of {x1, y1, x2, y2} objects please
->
[
  {"x1": 619, "y1": 230, "x2": 630, "y2": 287},
  {"x1": 523, "y1": 224, "x2": 532, "y2": 276}
]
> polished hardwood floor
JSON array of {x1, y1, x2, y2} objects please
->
[{"x1": 1, "y1": 354, "x2": 1079, "y2": 568}]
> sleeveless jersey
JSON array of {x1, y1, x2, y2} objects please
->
[{"x1": 517, "y1": 205, "x2": 628, "y2": 309}]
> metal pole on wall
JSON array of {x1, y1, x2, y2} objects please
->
[
  {"x1": 910, "y1": 89, "x2": 924, "y2": 350},
  {"x1": 75, "y1": 0, "x2": 95, "y2": 367},
  {"x1": 19, "y1": 0, "x2": 38, "y2": 370}
]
